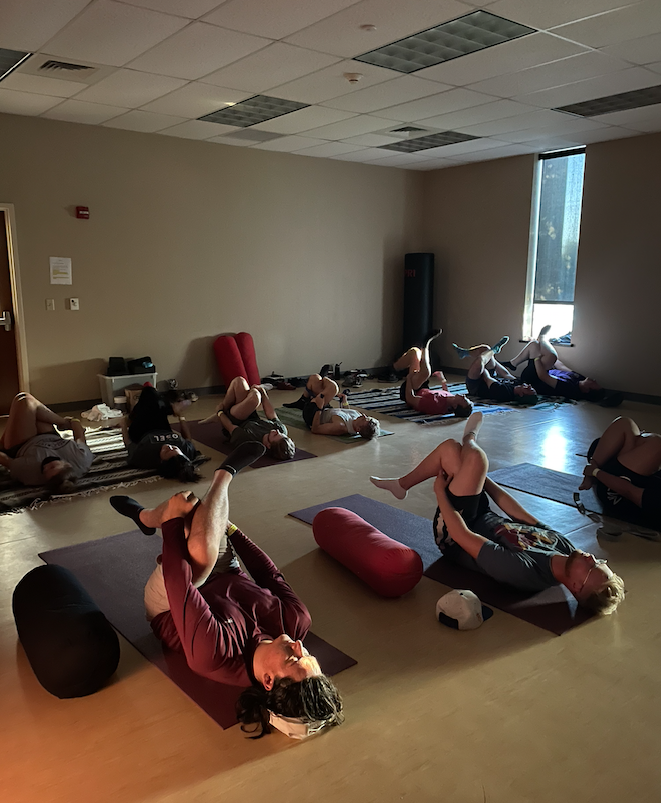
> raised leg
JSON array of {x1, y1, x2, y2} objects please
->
[
  {"x1": 221, "y1": 376, "x2": 261, "y2": 421},
  {"x1": 447, "y1": 413, "x2": 488, "y2": 497},
  {"x1": 306, "y1": 374, "x2": 340, "y2": 400},
  {"x1": 2, "y1": 393, "x2": 70, "y2": 450}
]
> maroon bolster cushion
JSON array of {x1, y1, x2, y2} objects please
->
[
  {"x1": 234, "y1": 332, "x2": 261, "y2": 387},
  {"x1": 312, "y1": 507, "x2": 423, "y2": 597},
  {"x1": 213, "y1": 335, "x2": 247, "y2": 387}
]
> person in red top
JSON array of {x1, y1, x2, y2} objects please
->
[
  {"x1": 110, "y1": 442, "x2": 343, "y2": 739},
  {"x1": 394, "y1": 331, "x2": 472, "y2": 418}
]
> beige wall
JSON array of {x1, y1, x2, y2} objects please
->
[
  {"x1": 421, "y1": 133, "x2": 661, "y2": 397},
  {"x1": 0, "y1": 113, "x2": 422, "y2": 404}
]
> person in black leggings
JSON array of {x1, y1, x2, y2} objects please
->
[{"x1": 122, "y1": 386, "x2": 201, "y2": 483}]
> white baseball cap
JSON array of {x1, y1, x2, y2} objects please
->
[{"x1": 436, "y1": 589, "x2": 493, "y2": 630}]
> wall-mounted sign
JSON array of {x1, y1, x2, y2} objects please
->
[{"x1": 50, "y1": 257, "x2": 72, "y2": 285}]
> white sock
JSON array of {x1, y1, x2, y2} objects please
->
[{"x1": 370, "y1": 477, "x2": 407, "y2": 500}]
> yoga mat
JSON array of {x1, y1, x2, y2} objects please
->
[
  {"x1": 39, "y1": 531, "x2": 357, "y2": 729},
  {"x1": 173, "y1": 419, "x2": 316, "y2": 467},
  {"x1": 289, "y1": 494, "x2": 594, "y2": 636},
  {"x1": 488, "y1": 463, "x2": 601, "y2": 513},
  {"x1": 275, "y1": 407, "x2": 394, "y2": 441}
]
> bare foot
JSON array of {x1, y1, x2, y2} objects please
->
[{"x1": 578, "y1": 477, "x2": 594, "y2": 491}]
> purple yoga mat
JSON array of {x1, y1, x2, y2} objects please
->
[
  {"x1": 289, "y1": 494, "x2": 598, "y2": 636},
  {"x1": 39, "y1": 531, "x2": 356, "y2": 729},
  {"x1": 173, "y1": 419, "x2": 316, "y2": 468}
]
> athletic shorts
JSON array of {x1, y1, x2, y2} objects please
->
[
  {"x1": 302, "y1": 400, "x2": 330, "y2": 429},
  {"x1": 399, "y1": 378, "x2": 429, "y2": 401},
  {"x1": 433, "y1": 489, "x2": 490, "y2": 547}
]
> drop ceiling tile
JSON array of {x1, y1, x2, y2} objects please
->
[
  {"x1": 101, "y1": 109, "x2": 188, "y2": 132},
  {"x1": 141, "y1": 82, "x2": 250, "y2": 117},
  {"x1": 199, "y1": 43, "x2": 340, "y2": 92},
  {"x1": 602, "y1": 33, "x2": 661, "y2": 67},
  {"x1": 416, "y1": 99, "x2": 539, "y2": 129},
  {"x1": 594, "y1": 104, "x2": 661, "y2": 128},
  {"x1": 445, "y1": 142, "x2": 537, "y2": 161},
  {"x1": 417, "y1": 32, "x2": 588, "y2": 86},
  {"x1": 322, "y1": 75, "x2": 445, "y2": 112},
  {"x1": 42, "y1": 98, "x2": 128, "y2": 124},
  {"x1": 0, "y1": 71, "x2": 85, "y2": 98},
  {"x1": 74, "y1": 69, "x2": 187, "y2": 107},
  {"x1": 405, "y1": 158, "x2": 456, "y2": 169},
  {"x1": 269, "y1": 60, "x2": 395, "y2": 104},
  {"x1": 515, "y1": 66, "x2": 661, "y2": 108},
  {"x1": 457, "y1": 108, "x2": 570, "y2": 136},
  {"x1": 0, "y1": 86, "x2": 63, "y2": 115},
  {"x1": 126, "y1": 0, "x2": 227, "y2": 19},
  {"x1": 468, "y1": 51, "x2": 631, "y2": 98},
  {"x1": 294, "y1": 141, "x2": 364, "y2": 156},
  {"x1": 619, "y1": 117, "x2": 661, "y2": 132},
  {"x1": 127, "y1": 22, "x2": 270, "y2": 80},
  {"x1": 552, "y1": 1, "x2": 661, "y2": 49},
  {"x1": 513, "y1": 136, "x2": 580, "y2": 151},
  {"x1": 203, "y1": 0, "x2": 361, "y2": 40},
  {"x1": 284, "y1": 0, "x2": 469, "y2": 58},
  {"x1": 487, "y1": 0, "x2": 641, "y2": 31},
  {"x1": 342, "y1": 132, "x2": 401, "y2": 145},
  {"x1": 331, "y1": 147, "x2": 392, "y2": 160},
  {"x1": 495, "y1": 116, "x2": 608, "y2": 142},
  {"x1": 299, "y1": 113, "x2": 393, "y2": 139},
  {"x1": 251, "y1": 106, "x2": 355, "y2": 134},
  {"x1": 0, "y1": 0, "x2": 91, "y2": 51},
  {"x1": 253, "y1": 135, "x2": 329, "y2": 151},
  {"x1": 158, "y1": 119, "x2": 232, "y2": 138},
  {"x1": 42, "y1": 0, "x2": 189, "y2": 67},
  {"x1": 418, "y1": 136, "x2": 510, "y2": 157},
  {"x1": 647, "y1": 61, "x2": 661, "y2": 76},
  {"x1": 377, "y1": 87, "x2": 496, "y2": 122},
  {"x1": 365, "y1": 152, "x2": 431, "y2": 166},
  {"x1": 570, "y1": 125, "x2": 642, "y2": 141},
  {"x1": 207, "y1": 134, "x2": 257, "y2": 146}
]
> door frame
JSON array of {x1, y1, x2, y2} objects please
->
[{"x1": 1, "y1": 203, "x2": 29, "y2": 393}]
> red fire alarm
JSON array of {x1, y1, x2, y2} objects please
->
[{"x1": 76, "y1": 206, "x2": 90, "y2": 219}]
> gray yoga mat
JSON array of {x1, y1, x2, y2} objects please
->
[
  {"x1": 488, "y1": 463, "x2": 602, "y2": 513},
  {"x1": 289, "y1": 494, "x2": 595, "y2": 636},
  {"x1": 39, "y1": 530, "x2": 356, "y2": 729}
]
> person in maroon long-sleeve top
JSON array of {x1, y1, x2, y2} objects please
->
[{"x1": 110, "y1": 442, "x2": 343, "y2": 739}]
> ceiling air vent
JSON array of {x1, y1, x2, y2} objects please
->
[
  {"x1": 15, "y1": 54, "x2": 112, "y2": 85},
  {"x1": 40, "y1": 60, "x2": 95, "y2": 73},
  {"x1": 391, "y1": 126, "x2": 428, "y2": 134}
]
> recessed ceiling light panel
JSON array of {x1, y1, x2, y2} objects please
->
[
  {"x1": 0, "y1": 48, "x2": 31, "y2": 81},
  {"x1": 555, "y1": 84, "x2": 661, "y2": 118},
  {"x1": 378, "y1": 131, "x2": 479, "y2": 152},
  {"x1": 355, "y1": 10, "x2": 535, "y2": 74},
  {"x1": 199, "y1": 95, "x2": 309, "y2": 128}
]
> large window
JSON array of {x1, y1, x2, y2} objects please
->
[{"x1": 523, "y1": 148, "x2": 586, "y2": 342}]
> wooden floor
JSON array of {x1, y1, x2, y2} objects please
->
[{"x1": 2, "y1": 382, "x2": 660, "y2": 803}]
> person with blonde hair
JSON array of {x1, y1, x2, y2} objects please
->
[{"x1": 371, "y1": 412, "x2": 625, "y2": 615}]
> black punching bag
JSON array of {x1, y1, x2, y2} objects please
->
[{"x1": 403, "y1": 253, "x2": 434, "y2": 351}]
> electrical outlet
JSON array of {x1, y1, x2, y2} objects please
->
[
  {"x1": 68, "y1": 298, "x2": 80, "y2": 311},
  {"x1": 45, "y1": 299, "x2": 55, "y2": 311}
]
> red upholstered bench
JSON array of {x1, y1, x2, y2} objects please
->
[{"x1": 312, "y1": 507, "x2": 423, "y2": 597}]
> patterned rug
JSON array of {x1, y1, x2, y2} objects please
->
[
  {"x1": 0, "y1": 427, "x2": 208, "y2": 515},
  {"x1": 344, "y1": 384, "x2": 513, "y2": 424}
]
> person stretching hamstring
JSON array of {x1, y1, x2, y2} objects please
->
[
  {"x1": 503, "y1": 325, "x2": 605, "y2": 402},
  {"x1": 452, "y1": 338, "x2": 538, "y2": 405},
  {"x1": 109, "y1": 442, "x2": 343, "y2": 739},
  {"x1": 0, "y1": 392, "x2": 93, "y2": 493},
  {"x1": 291, "y1": 371, "x2": 379, "y2": 440},
  {"x1": 580, "y1": 416, "x2": 661, "y2": 534},
  {"x1": 370, "y1": 413, "x2": 625, "y2": 614},
  {"x1": 208, "y1": 376, "x2": 296, "y2": 461},
  {"x1": 395, "y1": 330, "x2": 472, "y2": 418},
  {"x1": 121, "y1": 385, "x2": 201, "y2": 483}
]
